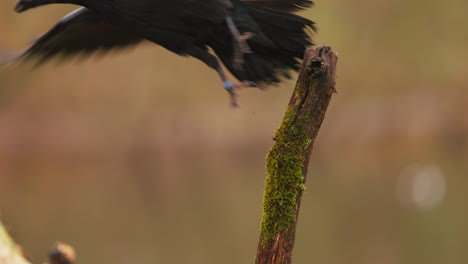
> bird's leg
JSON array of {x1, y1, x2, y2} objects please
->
[
  {"x1": 225, "y1": 16, "x2": 255, "y2": 69},
  {"x1": 223, "y1": 80, "x2": 257, "y2": 108},
  {"x1": 225, "y1": 16, "x2": 253, "y2": 53},
  {"x1": 186, "y1": 46, "x2": 256, "y2": 108},
  {"x1": 220, "y1": 0, "x2": 254, "y2": 68}
]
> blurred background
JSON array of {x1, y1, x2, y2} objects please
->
[{"x1": 0, "y1": 0, "x2": 467, "y2": 263}]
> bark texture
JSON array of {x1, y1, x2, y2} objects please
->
[{"x1": 256, "y1": 46, "x2": 338, "y2": 264}]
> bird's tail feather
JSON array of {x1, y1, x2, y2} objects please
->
[
  {"x1": 209, "y1": 3, "x2": 316, "y2": 86},
  {"x1": 241, "y1": 0, "x2": 313, "y2": 13}
]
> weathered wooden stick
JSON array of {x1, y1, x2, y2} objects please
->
[{"x1": 256, "y1": 46, "x2": 338, "y2": 264}]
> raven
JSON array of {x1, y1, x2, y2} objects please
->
[{"x1": 6, "y1": 0, "x2": 316, "y2": 106}]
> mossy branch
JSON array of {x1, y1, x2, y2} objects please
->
[{"x1": 256, "y1": 46, "x2": 338, "y2": 264}]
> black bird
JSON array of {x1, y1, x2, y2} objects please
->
[{"x1": 6, "y1": 0, "x2": 316, "y2": 106}]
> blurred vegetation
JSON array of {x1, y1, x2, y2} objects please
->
[
  {"x1": 0, "y1": 220, "x2": 31, "y2": 264},
  {"x1": 0, "y1": 0, "x2": 467, "y2": 263}
]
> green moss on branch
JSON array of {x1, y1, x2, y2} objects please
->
[{"x1": 260, "y1": 105, "x2": 312, "y2": 246}]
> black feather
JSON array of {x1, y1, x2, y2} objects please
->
[
  {"x1": 19, "y1": 8, "x2": 143, "y2": 65},
  {"x1": 3, "y1": 0, "x2": 316, "y2": 89},
  {"x1": 241, "y1": 0, "x2": 313, "y2": 12},
  {"x1": 210, "y1": 3, "x2": 316, "y2": 85}
]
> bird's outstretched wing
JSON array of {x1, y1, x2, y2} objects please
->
[
  {"x1": 2, "y1": 7, "x2": 144, "y2": 65},
  {"x1": 241, "y1": 0, "x2": 313, "y2": 12}
]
